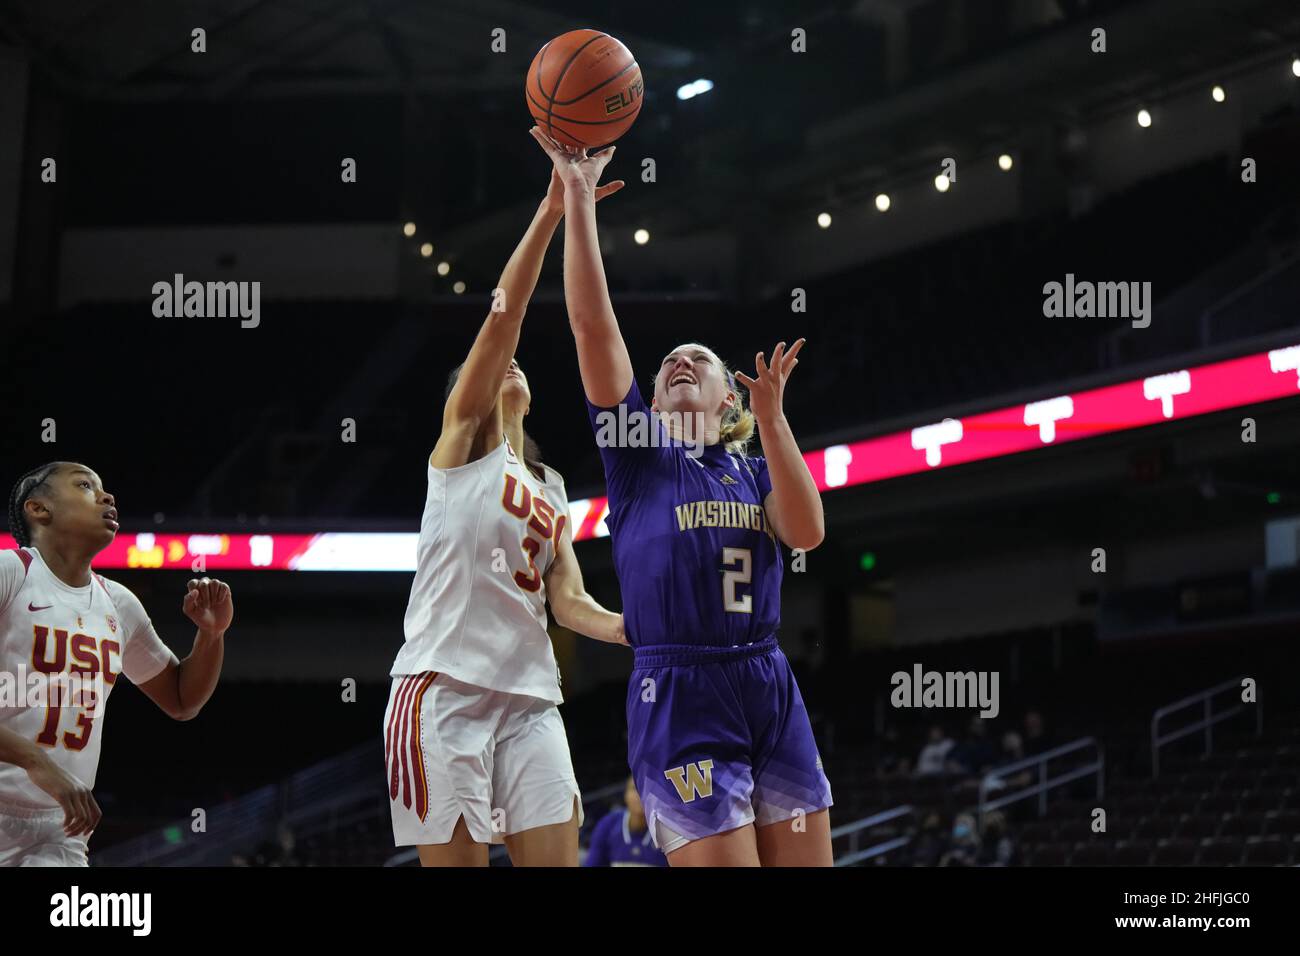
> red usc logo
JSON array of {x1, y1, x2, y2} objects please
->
[
  {"x1": 31, "y1": 627, "x2": 119, "y2": 752},
  {"x1": 501, "y1": 474, "x2": 567, "y2": 593},
  {"x1": 31, "y1": 626, "x2": 121, "y2": 684}
]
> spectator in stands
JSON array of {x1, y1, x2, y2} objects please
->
[
  {"x1": 583, "y1": 777, "x2": 667, "y2": 867},
  {"x1": 876, "y1": 723, "x2": 911, "y2": 777},
  {"x1": 976, "y1": 811, "x2": 1017, "y2": 866},
  {"x1": 909, "y1": 812, "x2": 947, "y2": 866},
  {"x1": 1023, "y1": 709, "x2": 1052, "y2": 756},
  {"x1": 938, "y1": 813, "x2": 980, "y2": 867},
  {"x1": 251, "y1": 823, "x2": 301, "y2": 867},
  {"x1": 271, "y1": 823, "x2": 301, "y2": 867},
  {"x1": 946, "y1": 716, "x2": 999, "y2": 777},
  {"x1": 914, "y1": 724, "x2": 955, "y2": 777}
]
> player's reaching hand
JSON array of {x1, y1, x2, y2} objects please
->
[
  {"x1": 531, "y1": 126, "x2": 622, "y2": 200},
  {"x1": 26, "y1": 756, "x2": 101, "y2": 837},
  {"x1": 183, "y1": 577, "x2": 234, "y2": 634},
  {"x1": 542, "y1": 165, "x2": 624, "y2": 217},
  {"x1": 734, "y1": 338, "x2": 806, "y2": 425}
]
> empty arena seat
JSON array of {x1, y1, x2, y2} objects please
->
[
  {"x1": 1174, "y1": 814, "x2": 1222, "y2": 839},
  {"x1": 1027, "y1": 843, "x2": 1069, "y2": 866},
  {"x1": 1216, "y1": 815, "x2": 1258, "y2": 839},
  {"x1": 1110, "y1": 841, "x2": 1154, "y2": 866},
  {"x1": 1199, "y1": 792, "x2": 1240, "y2": 814},
  {"x1": 1197, "y1": 840, "x2": 1243, "y2": 865},
  {"x1": 1150, "y1": 839, "x2": 1198, "y2": 866},
  {"x1": 1260, "y1": 770, "x2": 1298, "y2": 790},
  {"x1": 1239, "y1": 790, "x2": 1285, "y2": 813},
  {"x1": 1070, "y1": 842, "x2": 1111, "y2": 866},
  {"x1": 1263, "y1": 809, "x2": 1300, "y2": 837},
  {"x1": 1132, "y1": 816, "x2": 1177, "y2": 840},
  {"x1": 1242, "y1": 838, "x2": 1291, "y2": 865},
  {"x1": 1159, "y1": 792, "x2": 1200, "y2": 816},
  {"x1": 1019, "y1": 821, "x2": 1058, "y2": 843}
]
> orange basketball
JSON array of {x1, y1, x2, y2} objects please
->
[{"x1": 526, "y1": 29, "x2": 643, "y2": 150}]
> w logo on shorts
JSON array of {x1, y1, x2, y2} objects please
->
[{"x1": 664, "y1": 760, "x2": 714, "y2": 802}]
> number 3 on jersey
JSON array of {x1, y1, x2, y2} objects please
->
[
  {"x1": 502, "y1": 473, "x2": 566, "y2": 593},
  {"x1": 722, "y1": 547, "x2": 752, "y2": 613}
]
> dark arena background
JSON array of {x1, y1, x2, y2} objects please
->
[{"x1": 1, "y1": 0, "x2": 1299, "y2": 927}]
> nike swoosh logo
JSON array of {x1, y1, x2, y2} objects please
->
[{"x1": 28, "y1": 603, "x2": 52, "y2": 612}]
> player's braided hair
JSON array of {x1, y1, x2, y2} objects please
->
[
  {"x1": 8, "y1": 462, "x2": 62, "y2": 548},
  {"x1": 444, "y1": 364, "x2": 547, "y2": 481}
]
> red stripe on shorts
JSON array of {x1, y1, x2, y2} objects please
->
[
  {"x1": 389, "y1": 676, "x2": 417, "y2": 804},
  {"x1": 409, "y1": 672, "x2": 438, "y2": 821}
]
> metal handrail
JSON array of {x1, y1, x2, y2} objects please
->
[
  {"x1": 830, "y1": 804, "x2": 915, "y2": 867},
  {"x1": 978, "y1": 736, "x2": 1104, "y2": 818},
  {"x1": 1150, "y1": 676, "x2": 1262, "y2": 778}
]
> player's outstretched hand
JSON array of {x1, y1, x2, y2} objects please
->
[
  {"x1": 734, "y1": 338, "x2": 806, "y2": 425},
  {"x1": 531, "y1": 126, "x2": 624, "y2": 202},
  {"x1": 542, "y1": 166, "x2": 624, "y2": 217},
  {"x1": 26, "y1": 756, "x2": 101, "y2": 836},
  {"x1": 183, "y1": 577, "x2": 234, "y2": 634}
]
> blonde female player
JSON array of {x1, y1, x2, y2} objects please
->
[
  {"x1": 532, "y1": 128, "x2": 834, "y2": 867},
  {"x1": 384, "y1": 163, "x2": 628, "y2": 867},
  {"x1": 0, "y1": 461, "x2": 233, "y2": 866}
]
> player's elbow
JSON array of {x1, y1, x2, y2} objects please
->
[
  {"x1": 548, "y1": 591, "x2": 572, "y2": 631},
  {"x1": 169, "y1": 700, "x2": 203, "y2": 722},
  {"x1": 787, "y1": 521, "x2": 825, "y2": 553}
]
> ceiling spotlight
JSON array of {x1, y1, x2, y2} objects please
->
[
  {"x1": 1292, "y1": 57, "x2": 1300, "y2": 78},
  {"x1": 634, "y1": 228, "x2": 650, "y2": 245},
  {"x1": 437, "y1": 261, "x2": 450, "y2": 276},
  {"x1": 1211, "y1": 85, "x2": 1226, "y2": 103},
  {"x1": 934, "y1": 174, "x2": 951, "y2": 193},
  {"x1": 453, "y1": 281, "x2": 466, "y2": 294},
  {"x1": 1137, "y1": 108, "x2": 1152, "y2": 128},
  {"x1": 817, "y1": 212, "x2": 832, "y2": 228},
  {"x1": 676, "y1": 79, "x2": 714, "y2": 101},
  {"x1": 874, "y1": 193, "x2": 891, "y2": 212},
  {"x1": 998, "y1": 154, "x2": 1014, "y2": 171},
  {"x1": 403, "y1": 222, "x2": 416, "y2": 237},
  {"x1": 420, "y1": 242, "x2": 433, "y2": 258}
]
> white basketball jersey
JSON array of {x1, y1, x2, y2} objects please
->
[
  {"x1": 0, "y1": 548, "x2": 177, "y2": 810},
  {"x1": 391, "y1": 437, "x2": 570, "y2": 703}
]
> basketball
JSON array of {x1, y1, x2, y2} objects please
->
[{"x1": 526, "y1": 29, "x2": 643, "y2": 150}]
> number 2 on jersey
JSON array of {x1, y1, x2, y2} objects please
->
[{"x1": 722, "y1": 547, "x2": 753, "y2": 613}]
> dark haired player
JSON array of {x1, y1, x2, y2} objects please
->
[
  {"x1": 383, "y1": 162, "x2": 627, "y2": 867},
  {"x1": 0, "y1": 462, "x2": 233, "y2": 866},
  {"x1": 533, "y1": 128, "x2": 833, "y2": 866}
]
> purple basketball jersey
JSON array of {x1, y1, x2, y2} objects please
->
[
  {"x1": 585, "y1": 380, "x2": 782, "y2": 649},
  {"x1": 586, "y1": 380, "x2": 833, "y2": 852}
]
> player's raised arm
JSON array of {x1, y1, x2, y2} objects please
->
[
  {"x1": 735, "y1": 339, "x2": 826, "y2": 552},
  {"x1": 529, "y1": 127, "x2": 633, "y2": 408},
  {"x1": 136, "y1": 577, "x2": 233, "y2": 721},
  {"x1": 433, "y1": 192, "x2": 560, "y2": 469}
]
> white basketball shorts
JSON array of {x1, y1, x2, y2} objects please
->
[
  {"x1": 0, "y1": 800, "x2": 90, "y2": 867},
  {"x1": 384, "y1": 671, "x2": 583, "y2": 846}
]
